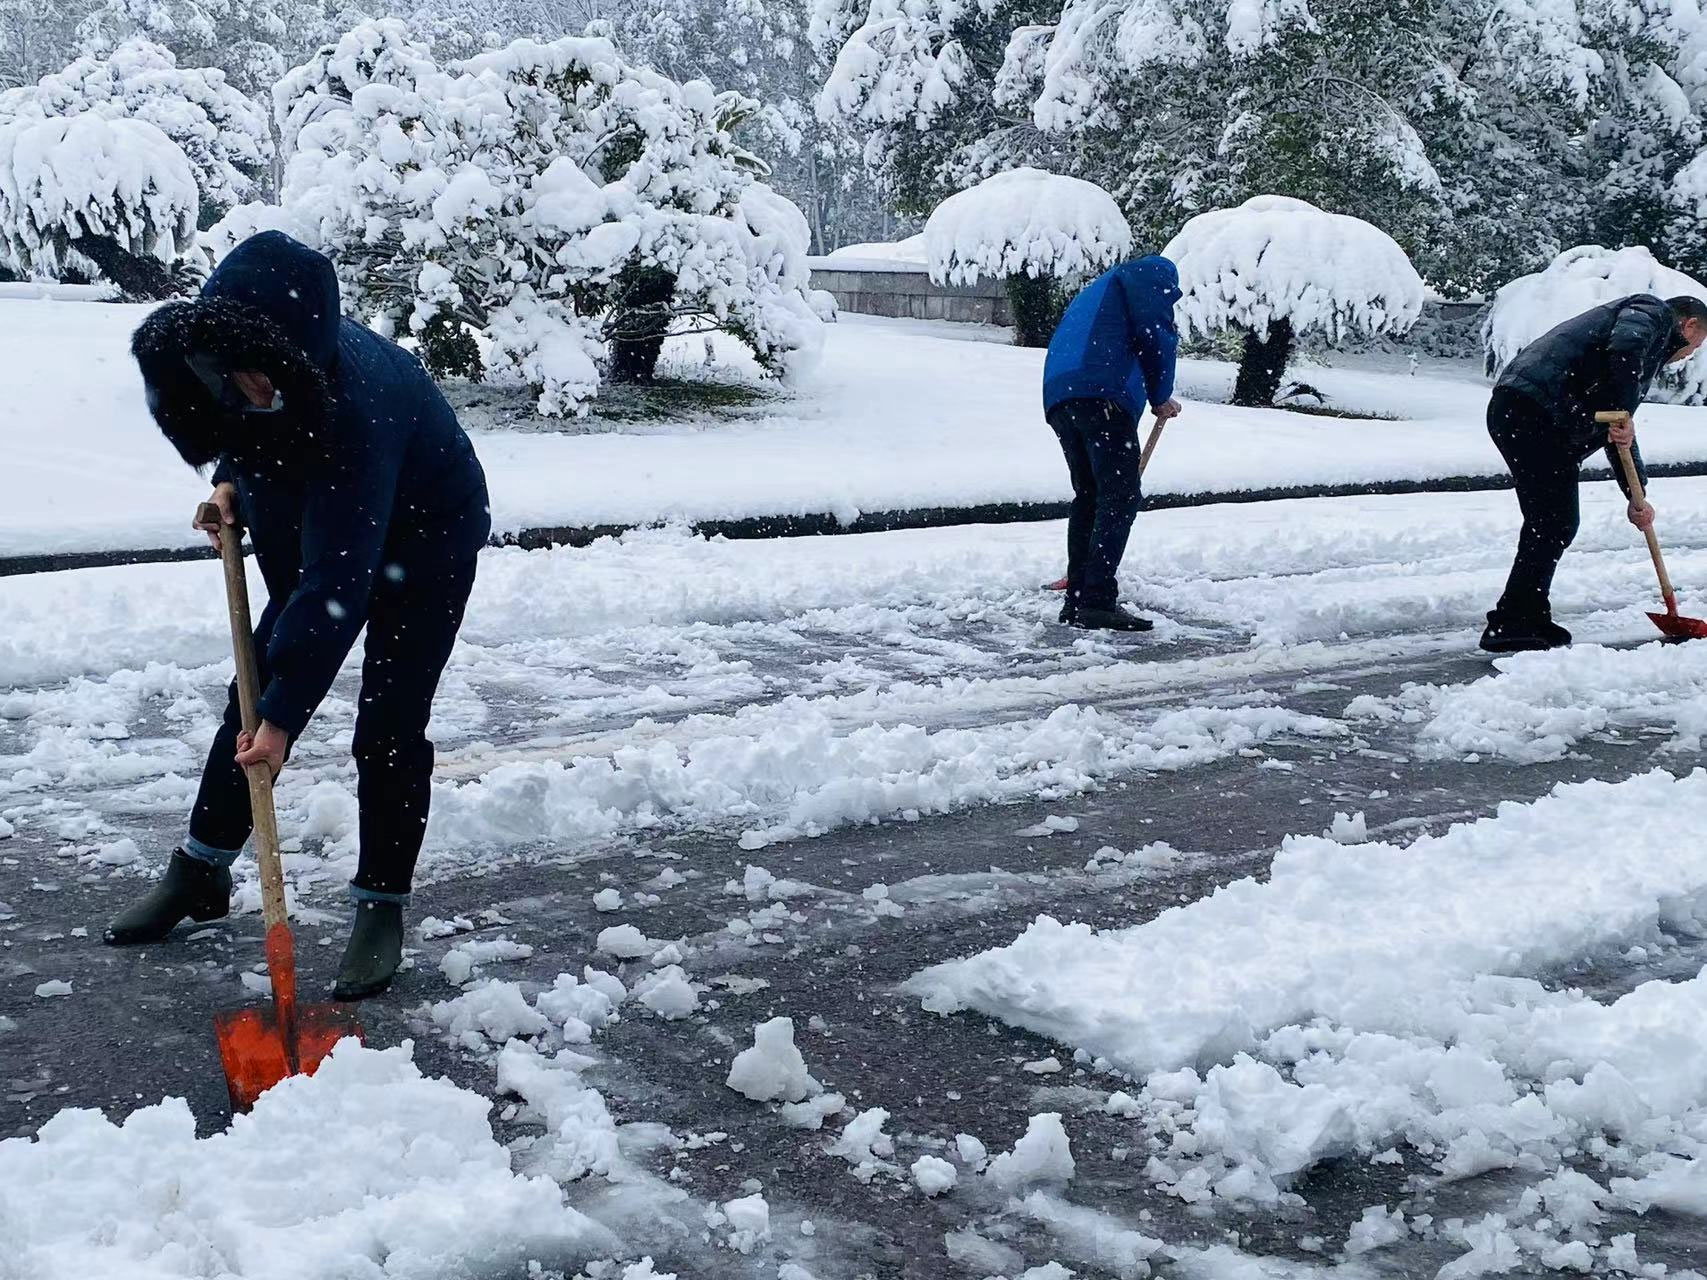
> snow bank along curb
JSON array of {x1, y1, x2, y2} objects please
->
[{"x1": 14, "y1": 461, "x2": 1707, "y2": 577}]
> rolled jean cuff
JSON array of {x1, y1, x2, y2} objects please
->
[
  {"x1": 182, "y1": 834, "x2": 243, "y2": 868},
  {"x1": 350, "y1": 882, "x2": 409, "y2": 905}
]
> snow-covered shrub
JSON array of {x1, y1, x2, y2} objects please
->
[
  {"x1": 1163, "y1": 195, "x2": 1424, "y2": 406},
  {"x1": 221, "y1": 19, "x2": 826, "y2": 413},
  {"x1": 924, "y1": 166, "x2": 1131, "y2": 346},
  {"x1": 76, "y1": 0, "x2": 336, "y2": 96},
  {"x1": 0, "y1": 39, "x2": 269, "y2": 226},
  {"x1": 0, "y1": 113, "x2": 196, "y2": 298},
  {"x1": 1484, "y1": 245, "x2": 1707, "y2": 406}
]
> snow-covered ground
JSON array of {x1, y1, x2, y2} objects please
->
[
  {"x1": 9, "y1": 296, "x2": 1707, "y2": 561},
  {"x1": 8, "y1": 363, "x2": 1707, "y2": 1273}
]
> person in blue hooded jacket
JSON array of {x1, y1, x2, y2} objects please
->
[
  {"x1": 1042, "y1": 255, "x2": 1183, "y2": 631},
  {"x1": 105, "y1": 231, "x2": 491, "y2": 1001}
]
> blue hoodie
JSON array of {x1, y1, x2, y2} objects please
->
[
  {"x1": 133, "y1": 232, "x2": 490, "y2": 736},
  {"x1": 1042, "y1": 256, "x2": 1181, "y2": 424}
]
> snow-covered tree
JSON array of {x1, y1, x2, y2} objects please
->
[
  {"x1": 224, "y1": 19, "x2": 827, "y2": 413},
  {"x1": 818, "y1": 0, "x2": 1707, "y2": 294},
  {"x1": 76, "y1": 0, "x2": 337, "y2": 95},
  {"x1": 1484, "y1": 244, "x2": 1707, "y2": 405},
  {"x1": 923, "y1": 166, "x2": 1128, "y2": 345},
  {"x1": 0, "y1": 0, "x2": 100, "y2": 90},
  {"x1": 0, "y1": 39, "x2": 269, "y2": 225},
  {"x1": 1163, "y1": 195, "x2": 1424, "y2": 406},
  {"x1": 814, "y1": 0, "x2": 1061, "y2": 218},
  {"x1": 0, "y1": 112, "x2": 197, "y2": 296}
]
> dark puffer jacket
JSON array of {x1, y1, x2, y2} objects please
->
[
  {"x1": 1497, "y1": 294, "x2": 1686, "y2": 488},
  {"x1": 132, "y1": 231, "x2": 490, "y2": 736}
]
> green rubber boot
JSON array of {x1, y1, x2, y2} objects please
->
[
  {"x1": 333, "y1": 900, "x2": 405, "y2": 1001},
  {"x1": 103, "y1": 850, "x2": 232, "y2": 945}
]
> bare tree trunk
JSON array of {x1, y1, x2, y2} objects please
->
[
  {"x1": 75, "y1": 236, "x2": 178, "y2": 301},
  {"x1": 1232, "y1": 318, "x2": 1294, "y2": 406}
]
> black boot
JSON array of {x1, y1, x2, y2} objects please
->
[
  {"x1": 1480, "y1": 611, "x2": 1570, "y2": 654},
  {"x1": 1073, "y1": 603, "x2": 1155, "y2": 633},
  {"x1": 104, "y1": 850, "x2": 231, "y2": 945},
  {"x1": 333, "y1": 900, "x2": 405, "y2": 1001},
  {"x1": 1057, "y1": 599, "x2": 1077, "y2": 625}
]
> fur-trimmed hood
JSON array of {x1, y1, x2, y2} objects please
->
[{"x1": 131, "y1": 232, "x2": 342, "y2": 469}]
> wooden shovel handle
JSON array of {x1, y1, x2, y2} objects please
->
[
  {"x1": 198, "y1": 502, "x2": 290, "y2": 929},
  {"x1": 1139, "y1": 419, "x2": 1166, "y2": 475},
  {"x1": 1593, "y1": 417, "x2": 1679, "y2": 612}
]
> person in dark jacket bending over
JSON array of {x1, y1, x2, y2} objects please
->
[
  {"x1": 105, "y1": 231, "x2": 491, "y2": 1000},
  {"x1": 1482, "y1": 293, "x2": 1707, "y2": 652},
  {"x1": 1042, "y1": 255, "x2": 1183, "y2": 632}
]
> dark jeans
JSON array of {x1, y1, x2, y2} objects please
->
[
  {"x1": 1488, "y1": 387, "x2": 1580, "y2": 623},
  {"x1": 187, "y1": 554, "x2": 479, "y2": 898},
  {"x1": 1048, "y1": 397, "x2": 1143, "y2": 610}
]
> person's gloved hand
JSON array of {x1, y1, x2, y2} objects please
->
[
  {"x1": 1629, "y1": 499, "x2": 1656, "y2": 531},
  {"x1": 194, "y1": 482, "x2": 238, "y2": 549}
]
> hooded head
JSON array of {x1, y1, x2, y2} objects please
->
[
  {"x1": 1125, "y1": 254, "x2": 1182, "y2": 313},
  {"x1": 131, "y1": 231, "x2": 342, "y2": 470}
]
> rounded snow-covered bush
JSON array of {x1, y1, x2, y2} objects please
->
[
  {"x1": 924, "y1": 167, "x2": 1132, "y2": 346},
  {"x1": 1485, "y1": 244, "x2": 1707, "y2": 405},
  {"x1": 0, "y1": 40, "x2": 269, "y2": 226},
  {"x1": 0, "y1": 114, "x2": 196, "y2": 298},
  {"x1": 1163, "y1": 194, "x2": 1425, "y2": 405}
]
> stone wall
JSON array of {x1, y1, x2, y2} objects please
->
[
  {"x1": 809, "y1": 264, "x2": 1012, "y2": 326},
  {"x1": 809, "y1": 263, "x2": 1489, "y2": 359}
]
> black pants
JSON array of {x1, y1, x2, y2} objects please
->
[
  {"x1": 1488, "y1": 387, "x2": 1581, "y2": 623},
  {"x1": 1048, "y1": 397, "x2": 1143, "y2": 610},
  {"x1": 188, "y1": 554, "x2": 478, "y2": 897}
]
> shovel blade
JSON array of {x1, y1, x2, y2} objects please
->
[
  {"x1": 1648, "y1": 610, "x2": 1707, "y2": 642},
  {"x1": 215, "y1": 1002, "x2": 364, "y2": 1112}
]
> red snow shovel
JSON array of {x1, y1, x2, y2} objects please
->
[
  {"x1": 201, "y1": 504, "x2": 362, "y2": 1111},
  {"x1": 1045, "y1": 414, "x2": 1170, "y2": 590},
  {"x1": 1597, "y1": 411, "x2": 1707, "y2": 642}
]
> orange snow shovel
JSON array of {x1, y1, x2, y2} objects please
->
[
  {"x1": 1598, "y1": 411, "x2": 1707, "y2": 641},
  {"x1": 201, "y1": 503, "x2": 362, "y2": 1111},
  {"x1": 1045, "y1": 414, "x2": 1169, "y2": 590}
]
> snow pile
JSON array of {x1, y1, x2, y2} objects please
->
[
  {"x1": 1347, "y1": 639, "x2": 1707, "y2": 763},
  {"x1": 911, "y1": 1154, "x2": 957, "y2": 1195},
  {"x1": 0, "y1": 1040, "x2": 609, "y2": 1279},
  {"x1": 985, "y1": 1113, "x2": 1075, "y2": 1190},
  {"x1": 914, "y1": 769, "x2": 1707, "y2": 1075},
  {"x1": 0, "y1": 114, "x2": 196, "y2": 281},
  {"x1": 828, "y1": 1106, "x2": 897, "y2": 1181},
  {"x1": 924, "y1": 168, "x2": 1132, "y2": 287},
  {"x1": 914, "y1": 769, "x2": 1707, "y2": 1271},
  {"x1": 632, "y1": 965, "x2": 700, "y2": 1019},
  {"x1": 427, "y1": 701, "x2": 1344, "y2": 856},
  {"x1": 439, "y1": 935, "x2": 534, "y2": 986},
  {"x1": 1484, "y1": 244, "x2": 1707, "y2": 404},
  {"x1": 430, "y1": 979, "x2": 552, "y2": 1046},
  {"x1": 726, "y1": 1016, "x2": 822, "y2": 1102},
  {"x1": 1163, "y1": 195, "x2": 1425, "y2": 344}
]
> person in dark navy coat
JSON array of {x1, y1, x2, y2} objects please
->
[
  {"x1": 1042, "y1": 255, "x2": 1183, "y2": 632},
  {"x1": 1482, "y1": 293, "x2": 1707, "y2": 652},
  {"x1": 106, "y1": 231, "x2": 491, "y2": 1000}
]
